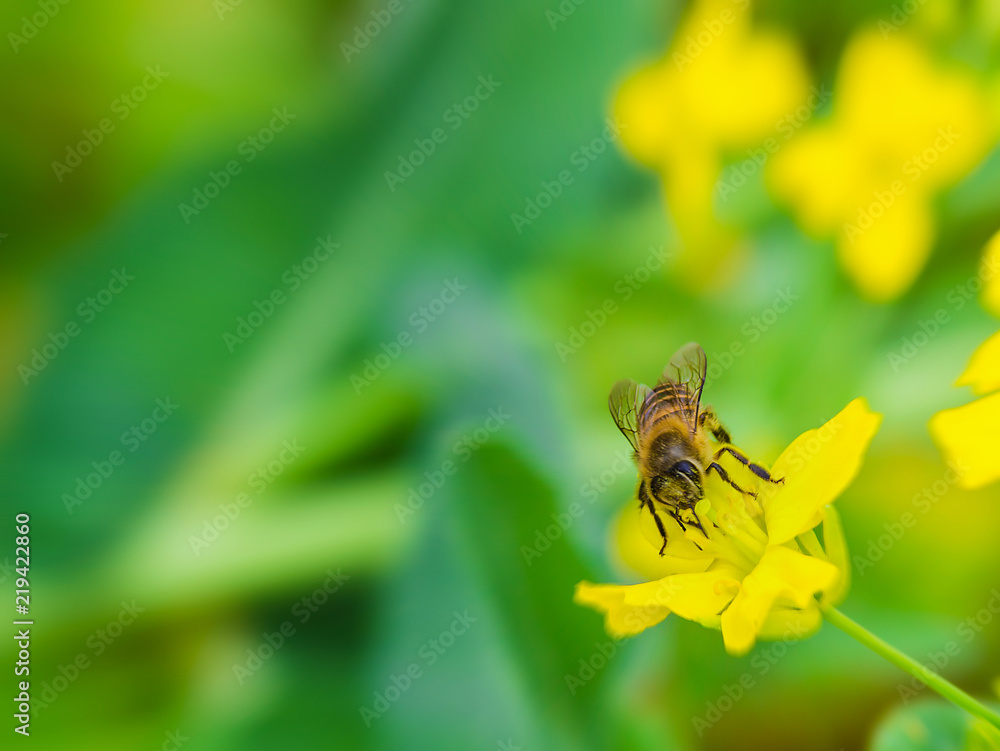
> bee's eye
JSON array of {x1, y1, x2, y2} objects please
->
[{"x1": 670, "y1": 460, "x2": 701, "y2": 487}]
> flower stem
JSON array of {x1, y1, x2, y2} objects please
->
[{"x1": 821, "y1": 605, "x2": 1000, "y2": 729}]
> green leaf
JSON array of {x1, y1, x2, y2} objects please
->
[{"x1": 870, "y1": 699, "x2": 1000, "y2": 751}]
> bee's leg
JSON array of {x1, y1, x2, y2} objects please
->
[
  {"x1": 706, "y1": 462, "x2": 757, "y2": 498},
  {"x1": 671, "y1": 507, "x2": 704, "y2": 551},
  {"x1": 638, "y1": 482, "x2": 670, "y2": 554},
  {"x1": 648, "y1": 505, "x2": 670, "y2": 556},
  {"x1": 699, "y1": 406, "x2": 732, "y2": 445},
  {"x1": 637, "y1": 481, "x2": 649, "y2": 509},
  {"x1": 638, "y1": 481, "x2": 657, "y2": 512},
  {"x1": 687, "y1": 508, "x2": 707, "y2": 536},
  {"x1": 678, "y1": 497, "x2": 707, "y2": 536},
  {"x1": 714, "y1": 446, "x2": 784, "y2": 484}
]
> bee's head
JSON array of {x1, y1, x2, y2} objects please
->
[{"x1": 650, "y1": 460, "x2": 703, "y2": 505}]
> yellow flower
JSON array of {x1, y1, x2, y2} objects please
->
[
  {"x1": 615, "y1": 0, "x2": 809, "y2": 283},
  {"x1": 768, "y1": 31, "x2": 993, "y2": 302},
  {"x1": 575, "y1": 398, "x2": 881, "y2": 656},
  {"x1": 930, "y1": 327, "x2": 1000, "y2": 489},
  {"x1": 981, "y1": 229, "x2": 1000, "y2": 318},
  {"x1": 928, "y1": 230, "x2": 1000, "y2": 488}
]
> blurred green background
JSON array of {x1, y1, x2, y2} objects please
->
[{"x1": 2, "y1": 0, "x2": 1000, "y2": 749}]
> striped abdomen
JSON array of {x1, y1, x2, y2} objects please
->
[{"x1": 639, "y1": 381, "x2": 699, "y2": 435}]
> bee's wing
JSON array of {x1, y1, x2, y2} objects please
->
[
  {"x1": 654, "y1": 342, "x2": 708, "y2": 433},
  {"x1": 608, "y1": 379, "x2": 652, "y2": 452}
]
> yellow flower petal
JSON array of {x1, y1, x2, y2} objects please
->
[
  {"x1": 764, "y1": 398, "x2": 882, "y2": 546},
  {"x1": 768, "y1": 30, "x2": 994, "y2": 302},
  {"x1": 615, "y1": 64, "x2": 674, "y2": 166},
  {"x1": 660, "y1": 0, "x2": 808, "y2": 146},
  {"x1": 929, "y1": 394, "x2": 1000, "y2": 489},
  {"x1": 616, "y1": 500, "x2": 714, "y2": 579},
  {"x1": 837, "y1": 34, "x2": 990, "y2": 180},
  {"x1": 574, "y1": 581, "x2": 671, "y2": 638},
  {"x1": 613, "y1": 0, "x2": 810, "y2": 285},
  {"x1": 982, "y1": 231, "x2": 1000, "y2": 319},
  {"x1": 955, "y1": 328, "x2": 1000, "y2": 396},
  {"x1": 622, "y1": 568, "x2": 741, "y2": 624},
  {"x1": 756, "y1": 603, "x2": 823, "y2": 643},
  {"x1": 635, "y1": 499, "x2": 717, "y2": 561},
  {"x1": 720, "y1": 547, "x2": 839, "y2": 655},
  {"x1": 837, "y1": 191, "x2": 933, "y2": 303},
  {"x1": 819, "y1": 505, "x2": 850, "y2": 606},
  {"x1": 767, "y1": 128, "x2": 861, "y2": 237}
]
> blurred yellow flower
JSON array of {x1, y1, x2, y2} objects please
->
[
  {"x1": 981, "y1": 229, "x2": 1000, "y2": 318},
  {"x1": 576, "y1": 398, "x2": 881, "y2": 655},
  {"x1": 615, "y1": 0, "x2": 809, "y2": 282},
  {"x1": 930, "y1": 327, "x2": 1000, "y2": 489},
  {"x1": 769, "y1": 31, "x2": 993, "y2": 302},
  {"x1": 929, "y1": 230, "x2": 1000, "y2": 488}
]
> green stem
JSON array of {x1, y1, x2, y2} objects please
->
[{"x1": 821, "y1": 605, "x2": 1000, "y2": 729}]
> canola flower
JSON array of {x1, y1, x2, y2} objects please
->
[
  {"x1": 614, "y1": 0, "x2": 809, "y2": 283},
  {"x1": 577, "y1": 398, "x2": 874, "y2": 654},
  {"x1": 768, "y1": 31, "x2": 993, "y2": 302},
  {"x1": 983, "y1": 230, "x2": 1000, "y2": 318},
  {"x1": 576, "y1": 398, "x2": 1000, "y2": 728},
  {"x1": 931, "y1": 232, "x2": 1000, "y2": 489},
  {"x1": 930, "y1": 330, "x2": 1000, "y2": 489}
]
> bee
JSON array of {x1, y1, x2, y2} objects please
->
[{"x1": 609, "y1": 342, "x2": 781, "y2": 555}]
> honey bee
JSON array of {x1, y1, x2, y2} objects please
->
[{"x1": 609, "y1": 342, "x2": 781, "y2": 555}]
